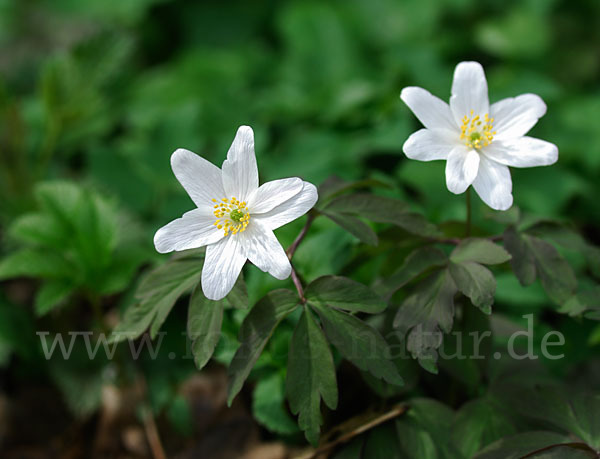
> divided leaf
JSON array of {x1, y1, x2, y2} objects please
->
[
  {"x1": 324, "y1": 192, "x2": 439, "y2": 237},
  {"x1": 312, "y1": 303, "x2": 403, "y2": 385},
  {"x1": 227, "y1": 289, "x2": 299, "y2": 405},
  {"x1": 394, "y1": 269, "x2": 457, "y2": 372},
  {"x1": 449, "y1": 262, "x2": 496, "y2": 314},
  {"x1": 504, "y1": 228, "x2": 577, "y2": 304},
  {"x1": 109, "y1": 258, "x2": 202, "y2": 343},
  {"x1": 450, "y1": 238, "x2": 511, "y2": 265},
  {"x1": 286, "y1": 306, "x2": 338, "y2": 446},
  {"x1": 381, "y1": 246, "x2": 447, "y2": 297},
  {"x1": 187, "y1": 285, "x2": 224, "y2": 370},
  {"x1": 306, "y1": 275, "x2": 386, "y2": 313},
  {"x1": 322, "y1": 210, "x2": 378, "y2": 245},
  {"x1": 252, "y1": 372, "x2": 299, "y2": 435}
]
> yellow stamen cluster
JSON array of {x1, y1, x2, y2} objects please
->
[
  {"x1": 212, "y1": 197, "x2": 250, "y2": 236},
  {"x1": 460, "y1": 110, "x2": 496, "y2": 149}
]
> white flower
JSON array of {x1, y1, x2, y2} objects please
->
[
  {"x1": 400, "y1": 61, "x2": 558, "y2": 211},
  {"x1": 154, "y1": 126, "x2": 318, "y2": 300}
]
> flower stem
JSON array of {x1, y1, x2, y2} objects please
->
[
  {"x1": 286, "y1": 212, "x2": 316, "y2": 260},
  {"x1": 465, "y1": 187, "x2": 472, "y2": 238}
]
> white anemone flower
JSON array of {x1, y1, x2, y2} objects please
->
[
  {"x1": 400, "y1": 61, "x2": 558, "y2": 211},
  {"x1": 154, "y1": 126, "x2": 318, "y2": 300}
]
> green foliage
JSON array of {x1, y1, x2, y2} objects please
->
[
  {"x1": 286, "y1": 306, "x2": 338, "y2": 445},
  {"x1": 227, "y1": 289, "x2": 299, "y2": 405},
  {"x1": 110, "y1": 251, "x2": 203, "y2": 342},
  {"x1": 0, "y1": 181, "x2": 146, "y2": 315},
  {"x1": 187, "y1": 284, "x2": 224, "y2": 370},
  {"x1": 305, "y1": 275, "x2": 386, "y2": 314}
]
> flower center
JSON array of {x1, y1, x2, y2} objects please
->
[
  {"x1": 212, "y1": 197, "x2": 250, "y2": 236},
  {"x1": 460, "y1": 110, "x2": 496, "y2": 149}
]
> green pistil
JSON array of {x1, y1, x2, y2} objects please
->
[{"x1": 230, "y1": 209, "x2": 245, "y2": 222}]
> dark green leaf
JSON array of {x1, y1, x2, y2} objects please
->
[
  {"x1": 452, "y1": 398, "x2": 517, "y2": 458},
  {"x1": 449, "y1": 261, "x2": 496, "y2": 314},
  {"x1": 394, "y1": 269, "x2": 457, "y2": 372},
  {"x1": 504, "y1": 229, "x2": 577, "y2": 304},
  {"x1": 363, "y1": 424, "x2": 402, "y2": 459},
  {"x1": 313, "y1": 303, "x2": 403, "y2": 385},
  {"x1": 187, "y1": 285, "x2": 224, "y2": 370},
  {"x1": 317, "y1": 176, "x2": 391, "y2": 204},
  {"x1": 109, "y1": 258, "x2": 202, "y2": 343},
  {"x1": 225, "y1": 274, "x2": 249, "y2": 309},
  {"x1": 305, "y1": 275, "x2": 386, "y2": 313},
  {"x1": 227, "y1": 289, "x2": 299, "y2": 405},
  {"x1": 450, "y1": 238, "x2": 512, "y2": 265},
  {"x1": 324, "y1": 193, "x2": 408, "y2": 220},
  {"x1": 504, "y1": 227, "x2": 536, "y2": 286},
  {"x1": 322, "y1": 210, "x2": 378, "y2": 245},
  {"x1": 380, "y1": 246, "x2": 447, "y2": 297},
  {"x1": 286, "y1": 306, "x2": 338, "y2": 446}
]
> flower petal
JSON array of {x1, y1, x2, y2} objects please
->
[
  {"x1": 483, "y1": 137, "x2": 558, "y2": 168},
  {"x1": 445, "y1": 146, "x2": 480, "y2": 194},
  {"x1": 221, "y1": 126, "x2": 259, "y2": 201},
  {"x1": 403, "y1": 128, "x2": 458, "y2": 161},
  {"x1": 241, "y1": 220, "x2": 291, "y2": 280},
  {"x1": 400, "y1": 87, "x2": 457, "y2": 131},
  {"x1": 171, "y1": 149, "x2": 225, "y2": 210},
  {"x1": 472, "y1": 156, "x2": 513, "y2": 211},
  {"x1": 154, "y1": 209, "x2": 223, "y2": 253},
  {"x1": 490, "y1": 94, "x2": 547, "y2": 140},
  {"x1": 253, "y1": 181, "x2": 318, "y2": 230},
  {"x1": 248, "y1": 177, "x2": 303, "y2": 214},
  {"x1": 201, "y1": 235, "x2": 247, "y2": 300},
  {"x1": 450, "y1": 62, "x2": 489, "y2": 124}
]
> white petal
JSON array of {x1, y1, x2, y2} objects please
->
[
  {"x1": 201, "y1": 235, "x2": 247, "y2": 300},
  {"x1": 171, "y1": 149, "x2": 225, "y2": 210},
  {"x1": 154, "y1": 209, "x2": 223, "y2": 253},
  {"x1": 248, "y1": 177, "x2": 303, "y2": 214},
  {"x1": 400, "y1": 87, "x2": 457, "y2": 131},
  {"x1": 491, "y1": 94, "x2": 547, "y2": 140},
  {"x1": 253, "y1": 181, "x2": 318, "y2": 230},
  {"x1": 240, "y1": 220, "x2": 291, "y2": 280},
  {"x1": 472, "y1": 156, "x2": 513, "y2": 211},
  {"x1": 450, "y1": 62, "x2": 489, "y2": 125},
  {"x1": 403, "y1": 128, "x2": 458, "y2": 161},
  {"x1": 445, "y1": 146, "x2": 480, "y2": 194},
  {"x1": 221, "y1": 126, "x2": 259, "y2": 201},
  {"x1": 483, "y1": 137, "x2": 558, "y2": 168}
]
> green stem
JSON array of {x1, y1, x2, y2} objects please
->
[{"x1": 466, "y1": 187, "x2": 472, "y2": 238}]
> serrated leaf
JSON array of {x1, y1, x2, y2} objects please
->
[
  {"x1": 252, "y1": 372, "x2": 299, "y2": 435},
  {"x1": 187, "y1": 285, "x2": 224, "y2": 370},
  {"x1": 312, "y1": 303, "x2": 403, "y2": 385},
  {"x1": 504, "y1": 229, "x2": 577, "y2": 304},
  {"x1": 503, "y1": 227, "x2": 536, "y2": 285},
  {"x1": 450, "y1": 238, "x2": 511, "y2": 265},
  {"x1": 449, "y1": 261, "x2": 496, "y2": 314},
  {"x1": 322, "y1": 210, "x2": 378, "y2": 245},
  {"x1": 35, "y1": 280, "x2": 76, "y2": 316},
  {"x1": 286, "y1": 306, "x2": 338, "y2": 446},
  {"x1": 227, "y1": 289, "x2": 299, "y2": 405},
  {"x1": 324, "y1": 193, "x2": 409, "y2": 220},
  {"x1": 381, "y1": 246, "x2": 447, "y2": 297},
  {"x1": 110, "y1": 258, "x2": 202, "y2": 343},
  {"x1": 305, "y1": 275, "x2": 386, "y2": 313},
  {"x1": 324, "y1": 192, "x2": 439, "y2": 237},
  {"x1": 394, "y1": 269, "x2": 457, "y2": 372}
]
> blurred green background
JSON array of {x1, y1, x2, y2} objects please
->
[{"x1": 0, "y1": 0, "x2": 599, "y2": 456}]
